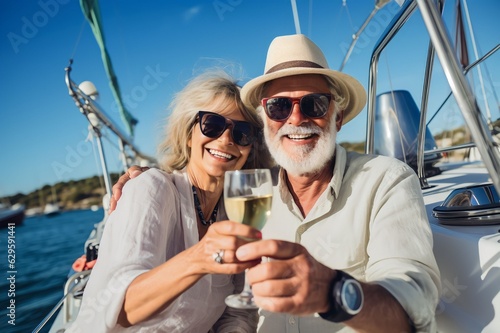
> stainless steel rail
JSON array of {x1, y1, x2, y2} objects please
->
[
  {"x1": 416, "y1": 0, "x2": 500, "y2": 195},
  {"x1": 65, "y1": 61, "x2": 156, "y2": 166},
  {"x1": 417, "y1": 0, "x2": 443, "y2": 189},
  {"x1": 366, "y1": 0, "x2": 417, "y2": 153},
  {"x1": 366, "y1": 0, "x2": 500, "y2": 194},
  {"x1": 64, "y1": 60, "x2": 156, "y2": 198},
  {"x1": 426, "y1": 43, "x2": 500, "y2": 127},
  {"x1": 32, "y1": 271, "x2": 90, "y2": 333}
]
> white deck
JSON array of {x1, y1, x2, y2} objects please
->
[{"x1": 423, "y1": 163, "x2": 500, "y2": 332}]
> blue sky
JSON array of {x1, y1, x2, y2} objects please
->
[{"x1": 1, "y1": 0, "x2": 499, "y2": 197}]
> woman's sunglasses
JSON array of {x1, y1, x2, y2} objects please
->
[
  {"x1": 197, "y1": 111, "x2": 256, "y2": 147},
  {"x1": 261, "y1": 93, "x2": 332, "y2": 121}
]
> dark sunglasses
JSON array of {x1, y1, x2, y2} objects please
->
[
  {"x1": 196, "y1": 111, "x2": 256, "y2": 147},
  {"x1": 261, "y1": 93, "x2": 332, "y2": 121}
]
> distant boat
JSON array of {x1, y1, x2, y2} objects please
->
[
  {"x1": 44, "y1": 185, "x2": 61, "y2": 217},
  {"x1": 0, "y1": 203, "x2": 25, "y2": 228},
  {"x1": 44, "y1": 203, "x2": 61, "y2": 217},
  {"x1": 25, "y1": 206, "x2": 43, "y2": 217}
]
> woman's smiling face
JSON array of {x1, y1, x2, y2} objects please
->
[{"x1": 187, "y1": 99, "x2": 253, "y2": 180}]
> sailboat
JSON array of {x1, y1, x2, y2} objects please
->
[
  {"x1": 0, "y1": 202, "x2": 25, "y2": 229},
  {"x1": 44, "y1": 186, "x2": 61, "y2": 217},
  {"x1": 43, "y1": 203, "x2": 60, "y2": 217},
  {"x1": 33, "y1": 0, "x2": 499, "y2": 332}
]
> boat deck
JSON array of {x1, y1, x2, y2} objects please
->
[{"x1": 422, "y1": 163, "x2": 500, "y2": 332}]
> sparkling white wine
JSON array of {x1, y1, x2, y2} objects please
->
[{"x1": 225, "y1": 194, "x2": 272, "y2": 230}]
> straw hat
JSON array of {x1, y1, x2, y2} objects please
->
[{"x1": 241, "y1": 34, "x2": 366, "y2": 124}]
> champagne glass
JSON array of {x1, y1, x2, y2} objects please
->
[{"x1": 224, "y1": 168, "x2": 273, "y2": 309}]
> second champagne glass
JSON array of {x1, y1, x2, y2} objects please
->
[{"x1": 224, "y1": 168, "x2": 273, "y2": 309}]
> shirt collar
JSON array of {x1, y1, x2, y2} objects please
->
[{"x1": 331, "y1": 144, "x2": 347, "y2": 199}]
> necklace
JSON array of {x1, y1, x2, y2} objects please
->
[{"x1": 192, "y1": 185, "x2": 220, "y2": 226}]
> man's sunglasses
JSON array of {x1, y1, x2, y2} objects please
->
[
  {"x1": 196, "y1": 111, "x2": 256, "y2": 147},
  {"x1": 261, "y1": 93, "x2": 332, "y2": 121}
]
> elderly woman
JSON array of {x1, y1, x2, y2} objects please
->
[{"x1": 68, "y1": 70, "x2": 273, "y2": 333}]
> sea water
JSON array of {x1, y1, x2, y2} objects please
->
[{"x1": 0, "y1": 209, "x2": 102, "y2": 333}]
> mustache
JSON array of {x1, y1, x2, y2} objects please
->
[{"x1": 277, "y1": 123, "x2": 322, "y2": 137}]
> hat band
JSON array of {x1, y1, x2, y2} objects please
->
[{"x1": 266, "y1": 60, "x2": 324, "y2": 74}]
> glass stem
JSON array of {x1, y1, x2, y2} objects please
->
[{"x1": 240, "y1": 269, "x2": 254, "y2": 301}]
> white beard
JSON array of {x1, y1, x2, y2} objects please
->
[{"x1": 264, "y1": 118, "x2": 337, "y2": 176}]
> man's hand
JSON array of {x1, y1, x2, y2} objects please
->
[
  {"x1": 109, "y1": 165, "x2": 150, "y2": 213},
  {"x1": 236, "y1": 239, "x2": 335, "y2": 315},
  {"x1": 238, "y1": 239, "x2": 413, "y2": 332}
]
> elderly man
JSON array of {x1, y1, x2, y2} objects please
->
[
  {"x1": 234, "y1": 34, "x2": 440, "y2": 333},
  {"x1": 110, "y1": 34, "x2": 440, "y2": 333}
]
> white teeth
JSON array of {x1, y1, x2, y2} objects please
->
[
  {"x1": 288, "y1": 134, "x2": 312, "y2": 140},
  {"x1": 209, "y1": 149, "x2": 232, "y2": 159}
]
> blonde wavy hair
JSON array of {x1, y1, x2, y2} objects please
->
[{"x1": 157, "y1": 69, "x2": 274, "y2": 172}]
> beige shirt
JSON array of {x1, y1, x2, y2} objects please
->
[
  {"x1": 259, "y1": 145, "x2": 441, "y2": 333},
  {"x1": 67, "y1": 169, "x2": 257, "y2": 333}
]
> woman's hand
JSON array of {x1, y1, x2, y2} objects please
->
[
  {"x1": 189, "y1": 221, "x2": 262, "y2": 275},
  {"x1": 109, "y1": 165, "x2": 149, "y2": 213},
  {"x1": 119, "y1": 221, "x2": 262, "y2": 327}
]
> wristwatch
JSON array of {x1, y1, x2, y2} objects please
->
[{"x1": 319, "y1": 270, "x2": 364, "y2": 323}]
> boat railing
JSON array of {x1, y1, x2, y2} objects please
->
[
  {"x1": 428, "y1": 43, "x2": 500, "y2": 126},
  {"x1": 64, "y1": 60, "x2": 157, "y2": 199},
  {"x1": 64, "y1": 59, "x2": 157, "y2": 270},
  {"x1": 423, "y1": 43, "x2": 500, "y2": 156},
  {"x1": 65, "y1": 61, "x2": 155, "y2": 164},
  {"x1": 366, "y1": 0, "x2": 500, "y2": 194},
  {"x1": 32, "y1": 63, "x2": 158, "y2": 333},
  {"x1": 32, "y1": 270, "x2": 91, "y2": 333},
  {"x1": 61, "y1": 270, "x2": 92, "y2": 325}
]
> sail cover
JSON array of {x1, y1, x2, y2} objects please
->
[{"x1": 80, "y1": 0, "x2": 138, "y2": 136}]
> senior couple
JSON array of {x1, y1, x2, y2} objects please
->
[{"x1": 68, "y1": 34, "x2": 440, "y2": 333}]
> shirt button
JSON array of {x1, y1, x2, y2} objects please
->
[{"x1": 288, "y1": 316, "x2": 296, "y2": 325}]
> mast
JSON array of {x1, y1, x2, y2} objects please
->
[
  {"x1": 51, "y1": 186, "x2": 57, "y2": 205},
  {"x1": 290, "y1": 0, "x2": 301, "y2": 34}
]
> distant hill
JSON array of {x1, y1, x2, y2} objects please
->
[
  {"x1": 339, "y1": 141, "x2": 365, "y2": 153},
  {"x1": 1, "y1": 173, "x2": 121, "y2": 211}
]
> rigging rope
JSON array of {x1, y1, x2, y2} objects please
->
[
  {"x1": 461, "y1": 0, "x2": 496, "y2": 121},
  {"x1": 342, "y1": 0, "x2": 356, "y2": 33},
  {"x1": 70, "y1": 18, "x2": 87, "y2": 61}
]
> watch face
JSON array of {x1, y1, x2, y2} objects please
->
[{"x1": 340, "y1": 280, "x2": 363, "y2": 315}]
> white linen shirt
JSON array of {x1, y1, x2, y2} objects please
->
[
  {"x1": 258, "y1": 145, "x2": 441, "y2": 333},
  {"x1": 67, "y1": 169, "x2": 257, "y2": 333}
]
